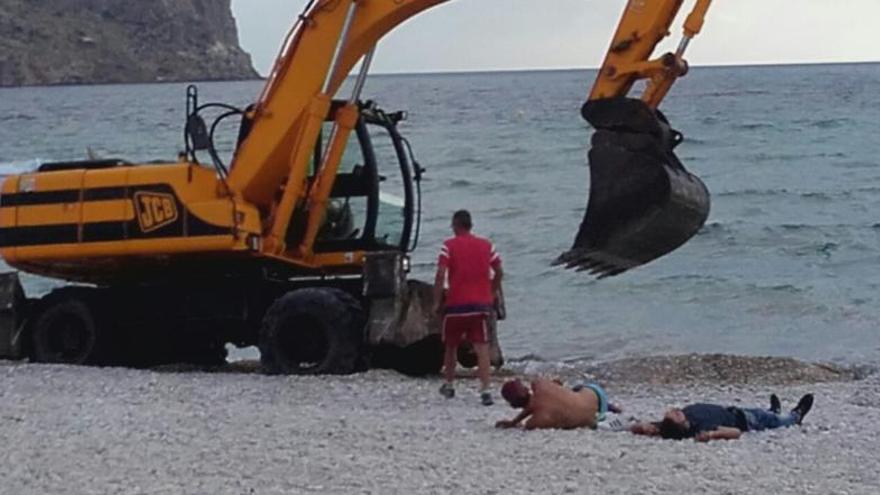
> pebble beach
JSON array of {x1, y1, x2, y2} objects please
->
[{"x1": 1, "y1": 355, "x2": 877, "y2": 494}]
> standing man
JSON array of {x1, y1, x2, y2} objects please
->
[{"x1": 433, "y1": 210, "x2": 503, "y2": 406}]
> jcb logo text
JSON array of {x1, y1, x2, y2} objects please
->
[{"x1": 134, "y1": 192, "x2": 178, "y2": 233}]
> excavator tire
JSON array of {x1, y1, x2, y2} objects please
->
[
  {"x1": 259, "y1": 288, "x2": 366, "y2": 375},
  {"x1": 30, "y1": 288, "x2": 105, "y2": 365}
]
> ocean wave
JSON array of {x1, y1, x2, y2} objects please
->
[
  {"x1": 812, "y1": 119, "x2": 846, "y2": 129},
  {"x1": 699, "y1": 116, "x2": 720, "y2": 125},
  {"x1": 716, "y1": 188, "x2": 788, "y2": 198},
  {"x1": 733, "y1": 122, "x2": 776, "y2": 131},
  {"x1": 750, "y1": 152, "x2": 813, "y2": 162},
  {"x1": 833, "y1": 161, "x2": 878, "y2": 170},
  {"x1": 716, "y1": 188, "x2": 860, "y2": 202},
  {"x1": 778, "y1": 223, "x2": 823, "y2": 231},
  {"x1": 0, "y1": 159, "x2": 40, "y2": 175},
  {"x1": 500, "y1": 146, "x2": 530, "y2": 156},
  {"x1": 712, "y1": 188, "x2": 832, "y2": 201},
  {"x1": 780, "y1": 242, "x2": 839, "y2": 258},
  {"x1": 759, "y1": 224, "x2": 821, "y2": 236},
  {"x1": 730, "y1": 150, "x2": 852, "y2": 163},
  {"x1": 800, "y1": 192, "x2": 833, "y2": 200},
  {"x1": 742, "y1": 282, "x2": 808, "y2": 295},
  {"x1": 657, "y1": 273, "x2": 729, "y2": 284},
  {"x1": 700, "y1": 223, "x2": 873, "y2": 258},
  {"x1": 485, "y1": 206, "x2": 528, "y2": 220},
  {"x1": 758, "y1": 223, "x2": 879, "y2": 240},
  {"x1": 792, "y1": 118, "x2": 851, "y2": 129},
  {"x1": 0, "y1": 113, "x2": 37, "y2": 122},
  {"x1": 852, "y1": 186, "x2": 880, "y2": 195},
  {"x1": 696, "y1": 221, "x2": 740, "y2": 236},
  {"x1": 504, "y1": 357, "x2": 583, "y2": 379},
  {"x1": 691, "y1": 89, "x2": 772, "y2": 98},
  {"x1": 504, "y1": 353, "x2": 862, "y2": 385},
  {"x1": 438, "y1": 156, "x2": 481, "y2": 166}
]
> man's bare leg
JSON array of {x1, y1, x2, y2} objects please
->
[
  {"x1": 443, "y1": 345, "x2": 457, "y2": 384},
  {"x1": 474, "y1": 342, "x2": 493, "y2": 405},
  {"x1": 474, "y1": 342, "x2": 491, "y2": 391},
  {"x1": 439, "y1": 345, "x2": 457, "y2": 398}
]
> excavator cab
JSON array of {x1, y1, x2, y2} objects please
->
[
  {"x1": 310, "y1": 100, "x2": 421, "y2": 254},
  {"x1": 183, "y1": 86, "x2": 422, "y2": 262}
]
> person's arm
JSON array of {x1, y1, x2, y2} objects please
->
[
  {"x1": 490, "y1": 251, "x2": 504, "y2": 319},
  {"x1": 495, "y1": 408, "x2": 532, "y2": 429},
  {"x1": 694, "y1": 427, "x2": 742, "y2": 442},
  {"x1": 492, "y1": 264, "x2": 503, "y2": 293},
  {"x1": 433, "y1": 243, "x2": 449, "y2": 315},
  {"x1": 490, "y1": 249, "x2": 503, "y2": 294},
  {"x1": 630, "y1": 422, "x2": 661, "y2": 436},
  {"x1": 432, "y1": 264, "x2": 447, "y2": 315}
]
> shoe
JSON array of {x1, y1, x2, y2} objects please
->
[
  {"x1": 439, "y1": 383, "x2": 455, "y2": 399},
  {"x1": 480, "y1": 391, "x2": 494, "y2": 406},
  {"x1": 791, "y1": 394, "x2": 814, "y2": 424},
  {"x1": 770, "y1": 394, "x2": 781, "y2": 414},
  {"x1": 597, "y1": 417, "x2": 632, "y2": 432}
]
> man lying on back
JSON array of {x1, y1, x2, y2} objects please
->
[
  {"x1": 495, "y1": 378, "x2": 619, "y2": 430},
  {"x1": 630, "y1": 393, "x2": 814, "y2": 441}
]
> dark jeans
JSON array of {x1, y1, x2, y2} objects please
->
[{"x1": 740, "y1": 408, "x2": 798, "y2": 431}]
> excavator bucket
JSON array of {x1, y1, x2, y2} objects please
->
[{"x1": 557, "y1": 98, "x2": 710, "y2": 277}]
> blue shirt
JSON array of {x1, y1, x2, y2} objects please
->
[{"x1": 682, "y1": 404, "x2": 746, "y2": 436}]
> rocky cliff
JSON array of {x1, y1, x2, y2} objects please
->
[{"x1": 0, "y1": 0, "x2": 259, "y2": 86}]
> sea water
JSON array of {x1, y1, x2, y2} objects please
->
[{"x1": 1, "y1": 64, "x2": 879, "y2": 366}]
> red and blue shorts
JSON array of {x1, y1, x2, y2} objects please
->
[{"x1": 442, "y1": 306, "x2": 490, "y2": 347}]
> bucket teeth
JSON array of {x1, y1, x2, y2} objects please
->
[
  {"x1": 558, "y1": 248, "x2": 627, "y2": 277},
  {"x1": 551, "y1": 255, "x2": 567, "y2": 267},
  {"x1": 565, "y1": 252, "x2": 596, "y2": 270},
  {"x1": 588, "y1": 265, "x2": 609, "y2": 276},
  {"x1": 575, "y1": 261, "x2": 599, "y2": 273},
  {"x1": 552, "y1": 250, "x2": 583, "y2": 267},
  {"x1": 561, "y1": 252, "x2": 620, "y2": 277}
]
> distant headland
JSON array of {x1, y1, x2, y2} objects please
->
[{"x1": 0, "y1": 0, "x2": 259, "y2": 87}]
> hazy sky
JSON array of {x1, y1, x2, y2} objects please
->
[{"x1": 232, "y1": 0, "x2": 879, "y2": 76}]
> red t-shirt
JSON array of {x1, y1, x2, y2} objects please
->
[{"x1": 438, "y1": 232, "x2": 501, "y2": 309}]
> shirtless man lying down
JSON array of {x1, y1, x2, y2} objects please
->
[{"x1": 495, "y1": 378, "x2": 619, "y2": 430}]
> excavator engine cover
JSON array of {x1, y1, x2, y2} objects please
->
[{"x1": 559, "y1": 98, "x2": 710, "y2": 277}]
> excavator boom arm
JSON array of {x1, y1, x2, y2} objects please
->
[{"x1": 229, "y1": 0, "x2": 711, "y2": 206}]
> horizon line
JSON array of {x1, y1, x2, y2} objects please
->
[{"x1": 359, "y1": 59, "x2": 880, "y2": 78}]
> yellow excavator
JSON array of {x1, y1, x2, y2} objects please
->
[{"x1": 0, "y1": 0, "x2": 711, "y2": 374}]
